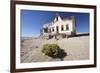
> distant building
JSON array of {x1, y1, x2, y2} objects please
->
[{"x1": 40, "y1": 14, "x2": 76, "y2": 39}]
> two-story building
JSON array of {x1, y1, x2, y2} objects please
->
[{"x1": 40, "y1": 14, "x2": 76, "y2": 39}]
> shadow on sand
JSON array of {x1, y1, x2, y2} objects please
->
[{"x1": 48, "y1": 49, "x2": 67, "y2": 61}]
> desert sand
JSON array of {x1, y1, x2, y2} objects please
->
[{"x1": 21, "y1": 35, "x2": 89, "y2": 63}]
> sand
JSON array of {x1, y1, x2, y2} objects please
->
[{"x1": 21, "y1": 35, "x2": 89, "y2": 63}]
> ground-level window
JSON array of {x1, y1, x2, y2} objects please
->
[
  {"x1": 61, "y1": 25, "x2": 64, "y2": 31},
  {"x1": 66, "y1": 25, "x2": 69, "y2": 30}
]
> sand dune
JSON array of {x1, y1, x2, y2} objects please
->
[{"x1": 21, "y1": 35, "x2": 89, "y2": 63}]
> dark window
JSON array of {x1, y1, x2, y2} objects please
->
[
  {"x1": 44, "y1": 28, "x2": 48, "y2": 33},
  {"x1": 66, "y1": 25, "x2": 69, "y2": 30},
  {"x1": 52, "y1": 27, "x2": 54, "y2": 32},
  {"x1": 56, "y1": 17, "x2": 58, "y2": 21},
  {"x1": 56, "y1": 26, "x2": 59, "y2": 33},
  {"x1": 49, "y1": 29, "x2": 51, "y2": 33},
  {"x1": 61, "y1": 25, "x2": 64, "y2": 31}
]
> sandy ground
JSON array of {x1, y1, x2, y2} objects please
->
[{"x1": 21, "y1": 35, "x2": 89, "y2": 63}]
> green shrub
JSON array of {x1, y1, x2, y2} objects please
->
[{"x1": 41, "y1": 44, "x2": 61, "y2": 57}]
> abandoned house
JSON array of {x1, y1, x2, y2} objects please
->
[{"x1": 40, "y1": 14, "x2": 76, "y2": 39}]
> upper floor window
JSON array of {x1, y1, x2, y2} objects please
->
[
  {"x1": 56, "y1": 26, "x2": 59, "y2": 33},
  {"x1": 52, "y1": 27, "x2": 54, "y2": 32},
  {"x1": 56, "y1": 17, "x2": 58, "y2": 21},
  {"x1": 49, "y1": 29, "x2": 51, "y2": 33},
  {"x1": 61, "y1": 25, "x2": 64, "y2": 31},
  {"x1": 43, "y1": 28, "x2": 48, "y2": 33},
  {"x1": 66, "y1": 25, "x2": 69, "y2": 30}
]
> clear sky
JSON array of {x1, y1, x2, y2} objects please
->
[{"x1": 21, "y1": 9, "x2": 89, "y2": 37}]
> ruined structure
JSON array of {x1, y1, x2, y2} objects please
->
[{"x1": 40, "y1": 14, "x2": 76, "y2": 39}]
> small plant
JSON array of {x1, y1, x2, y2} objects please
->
[{"x1": 41, "y1": 44, "x2": 61, "y2": 58}]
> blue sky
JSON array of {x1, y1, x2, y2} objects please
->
[{"x1": 21, "y1": 10, "x2": 89, "y2": 37}]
